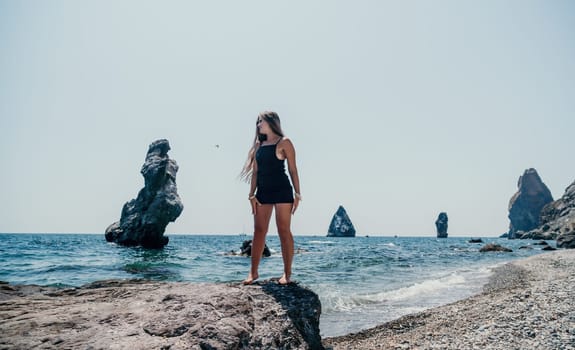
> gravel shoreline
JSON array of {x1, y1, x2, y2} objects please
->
[{"x1": 323, "y1": 249, "x2": 575, "y2": 350}]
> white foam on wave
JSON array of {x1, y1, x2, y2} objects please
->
[
  {"x1": 307, "y1": 240, "x2": 336, "y2": 245},
  {"x1": 322, "y1": 265, "x2": 494, "y2": 314},
  {"x1": 385, "y1": 273, "x2": 465, "y2": 300}
]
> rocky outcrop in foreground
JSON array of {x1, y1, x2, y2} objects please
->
[
  {"x1": 435, "y1": 212, "x2": 448, "y2": 238},
  {"x1": 105, "y1": 139, "x2": 183, "y2": 248},
  {"x1": 0, "y1": 280, "x2": 323, "y2": 350},
  {"x1": 522, "y1": 179, "x2": 575, "y2": 248},
  {"x1": 327, "y1": 206, "x2": 356, "y2": 237},
  {"x1": 507, "y1": 168, "x2": 553, "y2": 239}
]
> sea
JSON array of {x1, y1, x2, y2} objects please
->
[{"x1": 0, "y1": 233, "x2": 551, "y2": 337}]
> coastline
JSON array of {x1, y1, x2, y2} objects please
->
[
  {"x1": 1, "y1": 246, "x2": 573, "y2": 349},
  {"x1": 324, "y1": 249, "x2": 575, "y2": 349}
]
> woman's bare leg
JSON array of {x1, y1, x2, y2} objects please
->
[
  {"x1": 243, "y1": 204, "x2": 273, "y2": 284},
  {"x1": 275, "y1": 203, "x2": 294, "y2": 285}
]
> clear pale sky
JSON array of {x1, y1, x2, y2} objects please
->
[{"x1": 1, "y1": 1, "x2": 574, "y2": 237}]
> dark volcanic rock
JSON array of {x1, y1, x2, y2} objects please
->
[
  {"x1": 105, "y1": 139, "x2": 183, "y2": 248},
  {"x1": 240, "y1": 239, "x2": 271, "y2": 257},
  {"x1": 507, "y1": 168, "x2": 553, "y2": 239},
  {"x1": 327, "y1": 205, "x2": 356, "y2": 237},
  {"x1": 547, "y1": 181, "x2": 575, "y2": 249},
  {"x1": 519, "y1": 230, "x2": 555, "y2": 240},
  {"x1": 479, "y1": 243, "x2": 513, "y2": 253},
  {"x1": 525, "y1": 180, "x2": 575, "y2": 248},
  {"x1": 0, "y1": 280, "x2": 324, "y2": 350},
  {"x1": 557, "y1": 234, "x2": 575, "y2": 249},
  {"x1": 435, "y1": 212, "x2": 448, "y2": 238}
]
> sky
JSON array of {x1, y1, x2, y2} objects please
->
[{"x1": 1, "y1": 1, "x2": 574, "y2": 237}]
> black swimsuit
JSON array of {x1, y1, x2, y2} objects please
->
[{"x1": 255, "y1": 140, "x2": 294, "y2": 204}]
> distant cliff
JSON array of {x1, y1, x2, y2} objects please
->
[
  {"x1": 327, "y1": 206, "x2": 356, "y2": 237},
  {"x1": 522, "y1": 179, "x2": 575, "y2": 248},
  {"x1": 507, "y1": 168, "x2": 553, "y2": 239}
]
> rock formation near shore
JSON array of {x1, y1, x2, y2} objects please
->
[
  {"x1": 328, "y1": 205, "x2": 356, "y2": 237},
  {"x1": 435, "y1": 212, "x2": 448, "y2": 238},
  {"x1": 522, "y1": 179, "x2": 575, "y2": 248},
  {"x1": 479, "y1": 243, "x2": 513, "y2": 253},
  {"x1": 0, "y1": 279, "x2": 324, "y2": 350},
  {"x1": 105, "y1": 139, "x2": 184, "y2": 248},
  {"x1": 507, "y1": 168, "x2": 553, "y2": 239},
  {"x1": 240, "y1": 239, "x2": 271, "y2": 257}
]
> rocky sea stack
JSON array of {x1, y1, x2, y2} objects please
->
[
  {"x1": 435, "y1": 212, "x2": 448, "y2": 238},
  {"x1": 507, "y1": 168, "x2": 553, "y2": 239},
  {"x1": 105, "y1": 139, "x2": 183, "y2": 248},
  {"x1": 327, "y1": 205, "x2": 356, "y2": 237}
]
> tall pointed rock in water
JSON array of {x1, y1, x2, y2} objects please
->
[
  {"x1": 105, "y1": 139, "x2": 184, "y2": 248},
  {"x1": 507, "y1": 168, "x2": 553, "y2": 239},
  {"x1": 327, "y1": 205, "x2": 356, "y2": 237},
  {"x1": 435, "y1": 212, "x2": 448, "y2": 238}
]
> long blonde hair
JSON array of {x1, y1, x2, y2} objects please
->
[{"x1": 239, "y1": 111, "x2": 285, "y2": 182}]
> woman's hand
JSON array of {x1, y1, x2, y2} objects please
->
[
  {"x1": 292, "y1": 193, "x2": 302, "y2": 215},
  {"x1": 291, "y1": 198, "x2": 300, "y2": 215},
  {"x1": 250, "y1": 196, "x2": 261, "y2": 215}
]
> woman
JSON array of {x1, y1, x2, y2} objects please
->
[{"x1": 240, "y1": 111, "x2": 301, "y2": 285}]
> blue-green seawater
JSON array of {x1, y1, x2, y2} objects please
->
[{"x1": 0, "y1": 234, "x2": 551, "y2": 337}]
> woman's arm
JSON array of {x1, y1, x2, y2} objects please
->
[
  {"x1": 249, "y1": 160, "x2": 258, "y2": 198},
  {"x1": 249, "y1": 149, "x2": 260, "y2": 215},
  {"x1": 281, "y1": 138, "x2": 301, "y2": 213}
]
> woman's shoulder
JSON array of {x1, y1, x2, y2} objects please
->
[
  {"x1": 277, "y1": 137, "x2": 295, "y2": 152},
  {"x1": 278, "y1": 136, "x2": 293, "y2": 145}
]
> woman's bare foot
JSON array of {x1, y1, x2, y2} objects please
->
[
  {"x1": 243, "y1": 273, "x2": 259, "y2": 285},
  {"x1": 278, "y1": 274, "x2": 291, "y2": 285}
]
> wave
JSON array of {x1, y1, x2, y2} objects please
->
[
  {"x1": 42, "y1": 264, "x2": 86, "y2": 273},
  {"x1": 321, "y1": 267, "x2": 493, "y2": 313}
]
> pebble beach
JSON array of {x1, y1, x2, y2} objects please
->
[{"x1": 324, "y1": 249, "x2": 575, "y2": 350}]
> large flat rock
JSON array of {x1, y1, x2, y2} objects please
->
[{"x1": 0, "y1": 280, "x2": 323, "y2": 350}]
